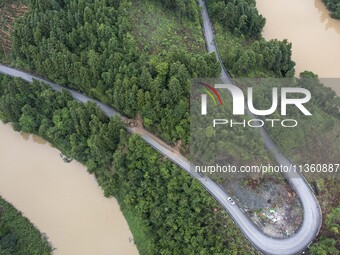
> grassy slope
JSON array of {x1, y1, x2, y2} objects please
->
[
  {"x1": 0, "y1": 0, "x2": 27, "y2": 61},
  {"x1": 127, "y1": 0, "x2": 205, "y2": 55},
  {"x1": 130, "y1": 0, "x2": 274, "y2": 168}
]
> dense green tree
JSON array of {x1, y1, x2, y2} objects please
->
[
  {"x1": 0, "y1": 197, "x2": 51, "y2": 255},
  {"x1": 11, "y1": 0, "x2": 219, "y2": 146},
  {"x1": 154, "y1": 0, "x2": 199, "y2": 21},
  {"x1": 209, "y1": 0, "x2": 266, "y2": 38},
  {"x1": 323, "y1": 0, "x2": 340, "y2": 19},
  {"x1": 0, "y1": 74, "x2": 256, "y2": 255},
  {"x1": 113, "y1": 134, "x2": 256, "y2": 254}
]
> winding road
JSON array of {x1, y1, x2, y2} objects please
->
[
  {"x1": 0, "y1": 1, "x2": 322, "y2": 254},
  {"x1": 199, "y1": 1, "x2": 322, "y2": 254}
]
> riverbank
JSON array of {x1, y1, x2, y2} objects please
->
[
  {"x1": 0, "y1": 73, "x2": 256, "y2": 255},
  {"x1": 0, "y1": 122, "x2": 138, "y2": 255},
  {"x1": 256, "y1": 0, "x2": 340, "y2": 95},
  {"x1": 0, "y1": 196, "x2": 51, "y2": 254}
]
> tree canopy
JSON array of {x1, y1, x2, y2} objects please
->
[
  {"x1": 0, "y1": 197, "x2": 51, "y2": 255},
  {"x1": 323, "y1": 0, "x2": 340, "y2": 19},
  {"x1": 0, "y1": 74, "x2": 256, "y2": 255}
]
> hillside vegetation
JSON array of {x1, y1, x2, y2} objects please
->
[
  {"x1": 207, "y1": 0, "x2": 340, "y2": 254},
  {"x1": 9, "y1": 0, "x2": 219, "y2": 147},
  {"x1": 207, "y1": 0, "x2": 340, "y2": 168},
  {"x1": 1, "y1": 0, "x2": 339, "y2": 254},
  {"x1": 0, "y1": 197, "x2": 51, "y2": 255},
  {"x1": 0, "y1": 74, "x2": 256, "y2": 254},
  {"x1": 0, "y1": 0, "x2": 27, "y2": 59},
  {"x1": 208, "y1": 0, "x2": 295, "y2": 77}
]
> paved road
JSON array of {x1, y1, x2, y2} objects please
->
[
  {"x1": 198, "y1": 0, "x2": 322, "y2": 254},
  {"x1": 0, "y1": 2, "x2": 322, "y2": 254},
  {"x1": 0, "y1": 61, "x2": 321, "y2": 255}
]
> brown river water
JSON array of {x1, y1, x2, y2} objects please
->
[
  {"x1": 0, "y1": 122, "x2": 139, "y2": 255},
  {"x1": 256, "y1": 0, "x2": 340, "y2": 95},
  {"x1": 1, "y1": 2, "x2": 339, "y2": 253}
]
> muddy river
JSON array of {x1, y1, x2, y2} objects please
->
[
  {"x1": 256, "y1": 0, "x2": 340, "y2": 95},
  {"x1": 0, "y1": 122, "x2": 138, "y2": 255}
]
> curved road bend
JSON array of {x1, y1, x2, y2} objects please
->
[
  {"x1": 199, "y1": 0, "x2": 322, "y2": 254},
  {"x1": 0, "y1": 63, "x2": 321, "y2": 255},
  {"x1": 0, "y1": 2, "x2": 321, "y2": 253}
]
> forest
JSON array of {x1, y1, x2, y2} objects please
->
[
  {"x1": 154, "y1": 0, "x2": 199, "y2": 21},
  {"x1": 7, "y1": 0, "x2": 297, "y2": 150},
  {"x1": 323, "y1": 0, "x2": 340, "y2": 19},
  {"x1": 0, "y1": 74, "x2": 256, "y2": 254},
  {"x1": 0, "y1": 75, "x2": 124, "y2": 195},
  {"x1": 208, "y1": 0, "x2": 265, "y2": 38},
  {"x1": 0, "y1": 0, "x2": 339, "y2": 254},
  {"x1": 9, "y1": 0, "x2": 219, "y2": 147},
  {"x1": 0, "y1": 0, "x2": 27, "y2": 59},
  {"x1": 0, "y1": 197, "x2": 51, "y2": 255},
  {"x1": 208, "y1": 0, "x2": 295, "y2": 78}
]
